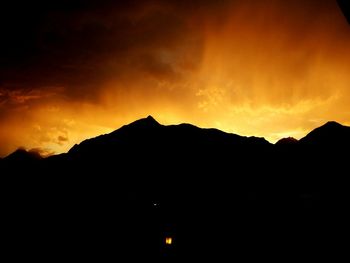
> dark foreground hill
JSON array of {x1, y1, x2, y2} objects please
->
[
  {"x1": 338, "y1": 0, "x2": 350, "y2": 24},
  {"x1": 1, "y1": 116, "x2": 349, "y2": 261}
]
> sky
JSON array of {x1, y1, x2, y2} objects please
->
[{"x1": 1, "y1": 0, "x2": 350, "y2": 157}]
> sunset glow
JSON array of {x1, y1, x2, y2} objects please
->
[{"x1": 1, "y1": 0, "x2": 350, "y2": 157}]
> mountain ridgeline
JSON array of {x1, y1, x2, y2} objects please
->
[{"x1": 1, "y1": 116, "x2": 349, "y2": 261}]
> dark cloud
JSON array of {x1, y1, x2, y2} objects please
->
[
  {"x1": 0, "y1": 88, "x2": 57, "y2": 105},
  {"x1": 0, "y1": 0, "x2": 228, "y2": 101},
  {"x1": 0, "y1": 0, "x2": 339, "y2": 101},
  {"x1": 58, "y1": 135, "x2": 69, "y2": 143},
  {"x1": 0, "y1": 0, "x2": 342, "y2": 98}
]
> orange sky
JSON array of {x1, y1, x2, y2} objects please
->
[{"x1": 1, "y1": 0, "x2": 350, "y2": 157}]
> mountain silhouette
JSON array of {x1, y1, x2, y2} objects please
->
[
  {"x1": 275, "y1": 137, "x2": 298, "y2": 146},
  {"x1": 65, "y1": 115, "x2": 270, "y2": 164},
  {"x1": 1, "y1": 116, "x2": 349, "y2": 261},
  {"x1": 127, "y1": 115, "x2": 161, "y2": 127},
  {"x1": 338, "y1": 0, "x2": 350, "y2": 24},
  {"x1": 3, "y1": 148, "x2": 42, "y2": 162},
  {"x1": 299, "y1": 121, "x2": 350, "y2": 146}
]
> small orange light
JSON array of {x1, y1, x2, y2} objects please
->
[{"x1": 165, "y1": 237, "x2": 173, "y2": 245}]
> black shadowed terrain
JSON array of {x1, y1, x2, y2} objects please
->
[
  {"x1": 338, "y1": 0, "x2": 350, "y2": 24},
  {"x1": 1, "y1": 116, "x2": 349, "y2": 261}
]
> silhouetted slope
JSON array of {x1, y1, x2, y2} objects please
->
[
  {"x1": 4, "y1": 148, "x2": 42, "y2": 162},
  {"x1": 299, "y1": 121, "x2": 350, "y2": 146},
  {"x1": 67, "y1": 115, "x2": 270, "y2": 161},
  {"x1": 1, "y1": 117, "x2": 349, "y2": 261},
  {"x1": 275, "y1": 137, "x2": 298, "y2": 146},
  {"x1": 338, "y1": 0, "x2": 350, "y2": 24}
]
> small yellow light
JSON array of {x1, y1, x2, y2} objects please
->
[{"x1": 165, "y1": 237, "x2": 173, "y2": 245}]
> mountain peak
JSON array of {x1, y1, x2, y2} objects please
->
[
  {"x1": 276, "y1": 137, "x2": 298, "y2": 146},
  {"x1": 146, "y1": 115, "x2": 157, "y2": 122},
  {"x1": 128, "y1": 115, "x2": 161, "y2": 128},
  {"x1": 322, "y1": 121, "x2": 343, "y2": 128},
  {"x1": 4, "y1": 148, "x2": 42, "y2": 162},
  {"x1": 299, "y1": 121, "x2": 350, "y2": 146}
]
